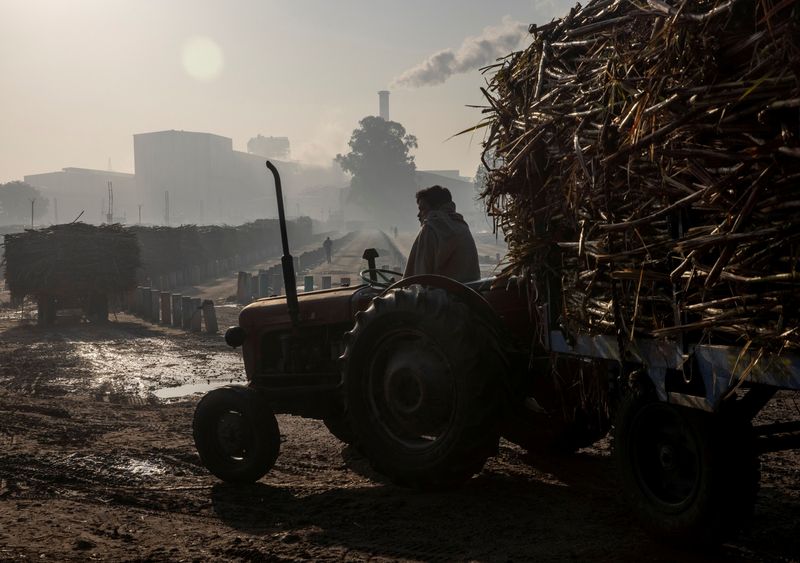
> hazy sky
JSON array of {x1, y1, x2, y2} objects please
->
[{"x1": 1, "y1": 0, "x2": 574, "y2": 184}]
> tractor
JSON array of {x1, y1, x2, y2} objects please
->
[
  {"x1": 193, "y1": 162, "x2": 800, "y2": 543},
  {"x1": 192, "y1": 162, "x2": 569, "y2": 488}
]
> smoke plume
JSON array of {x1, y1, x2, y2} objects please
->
[
  {"x1": 392, "y1": 17, "x2": 528, "y2": 88},
  {"x1": 293, "y1": 109, "x2": 350, "y2": 167}
]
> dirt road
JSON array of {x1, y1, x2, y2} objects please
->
[
  {"x1": 304, "y1": 230, "x2": 404, "y2": 289},
  {"x1": 0, "y1": 231, "x2": 798, "y2": 561}
]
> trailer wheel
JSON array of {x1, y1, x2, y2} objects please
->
[
  {"x1": 37, "y1": 297, "x2": 56, "y2": 326},
  {"x1": 84, "y1": 293, "x2": 109, "y2": 323},
  {"x1": 193, "y1": 386, "x2": 280, "y2": 484},
  {"x1": 343, "y1": 286, "x2": 501, "y2": 488},
  {"x1": 614, "y1": 387, "x2": 759, "y2": 543}
]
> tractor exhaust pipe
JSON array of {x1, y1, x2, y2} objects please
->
[{"x1": 266, "y1": 161, "x2": 299, "y2": 327}]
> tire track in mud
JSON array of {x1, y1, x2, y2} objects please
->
[
  {"x1": 0, "y1": 449, "x2": 216, "y2": 518},
  {"x1": 0, "y1": 448, "x2": 205, "y2": 488}
]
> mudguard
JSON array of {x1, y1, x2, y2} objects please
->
[
  {"x1": 383, "y1": 275, "x2": 528, "y2": 390},
  {"x1": 383, "y1": 275, "x2": 499, "y2": 328}
]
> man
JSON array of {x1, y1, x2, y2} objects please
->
[
  {"x1": 403, "y1": 185, "x2": 480, "y2": 283},
  {"x1": 323, "y1": 236, "x2": 333, "y2": 264}
]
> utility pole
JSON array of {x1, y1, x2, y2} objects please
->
[
  {"x1": 30, "y1": 198, "x2": 35, "y2": 228},
  {"x1": 164, "y1": 191, "x2": 170, "y2": 226},
  {"x1": 138, "y1": 204, "x2": 142, "y2": 224},
  {"x1": 106, "y1": 181, "x2": 114, "y2": 223}
]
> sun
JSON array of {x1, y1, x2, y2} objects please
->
[{"x1": 181, "y1": 36, "x2": 224, "y2": 81}]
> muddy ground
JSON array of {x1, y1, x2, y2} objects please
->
[{"x1": 0, "y1": 295, "x2": 798, "y2": 560}]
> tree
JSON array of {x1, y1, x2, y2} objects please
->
[
  {"x1": 474, "y1": 163, "x2": 488, "y2": 197},
  {"x1": 0, "y1": 181, "x2": 49, "y2": 225},
  {"x1": 335, "y1": 116, "x2": 418, "y2": 226},
  {"x1": 474, "y1": 148, "x2": 499, "y2": 199}
]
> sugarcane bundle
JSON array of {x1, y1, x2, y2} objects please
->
[
  {"x1": 2, "y1": 223, "x2": 140, "y2": 300},
  {"x1": 176, "y1": 225, "x2": 203, "y2": 268},
  {"x1": 196, "y1": 224, "x2": 230, "y2": 260},
  {"x1": 127, "y1": 225, "x2": 186, "y2": 276},
  {"x1": 195, "y1": 220, "x2": 279, "y2": 261},
  {"x1": 479, "y1": 0, "x2": 800, "y2": 349}
]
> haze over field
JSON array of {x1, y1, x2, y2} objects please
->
[{"x1": 0, "y1": 0, "x2": 574, "y2": 184}]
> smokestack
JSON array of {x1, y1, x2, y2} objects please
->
[{"x1": 378, "y1": 90, "x2": 390, "y2": 120}]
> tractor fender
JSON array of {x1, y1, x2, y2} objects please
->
[
  {"x1": 382, "y1": 275, "x2": 497, "y2": 325},
  {"x1": 381, "y1": 275, "x2": 523, "y2": 385}
]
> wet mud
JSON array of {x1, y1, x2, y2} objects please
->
[
  {"x1": 0, "y1": 303, "x2": 798, "y2": 561},
  {"x1": 0, "y1": 309, "x2": 243, "y2": 402}
]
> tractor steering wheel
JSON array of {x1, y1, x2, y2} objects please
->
[{"x1": 360, "y1": 269, "x2": 403, "y2": 289}]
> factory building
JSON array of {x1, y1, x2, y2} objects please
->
[{"x1": 24, "y1": 167, "x2": 136, "y2": 225}]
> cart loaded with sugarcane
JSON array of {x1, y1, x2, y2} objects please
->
[
  {"x1": 190, "y1": 0, "x2": 800, "y2": 546},
  {"x1": 2, "y1": 223, "x2": 140, "y2": 323},
  {"x1": 475, "y1": 0, "x2": 800, "y2": 543}
]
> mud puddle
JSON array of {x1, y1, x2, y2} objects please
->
[
  {"x1": 67, "y1": 336, "x2": 242, "y2": 396},
  {"x1": 153, "y1": 379, "x2": 243, "y2": 400},
  {"x1": 0, "y1": 314, "x2": 243, "y2": 402}
]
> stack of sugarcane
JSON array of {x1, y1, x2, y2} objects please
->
[
  {"x1": 479, "y1": 0, "x2": 800, "y2": 349},
  {"x1": 2, "y1": 223, "x2": 140, "y2": 300},
  {"x1": 127, "y1": 225, "x2": 186, "y2": 276},
  {"x1": 129, "y1": 220, "x2": 299, "y2": 281},
  {"x1": 196, "y1": 224, "x2": 231, "y2": 260}
]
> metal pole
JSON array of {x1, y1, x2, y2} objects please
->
[
  {"x1": 266, "y1": 161, "x2": 299, "y2": 326},
  {"x1": 164, "y1": 191, "x2": 170, "y2": 226},
  {"x1": 106, "y1": 181, "x2": 113, "y2": 223}
]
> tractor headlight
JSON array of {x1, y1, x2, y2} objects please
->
[{"x1": 224, "y1": 326, "x2": 246, "y2": 348}]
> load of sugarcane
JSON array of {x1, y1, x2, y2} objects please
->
[
  {"x1": 128, "y1": 224, "x2": 201, "y2": 277},
  {"x1": 479, "y1": 0, "x2": 800, "y2": 350},
  {"x1": 129, "y1": 220, "x2": 286, "y2": 280},
  {"x1": 2, "y1": 223, "x2": 140, "y2": 301}
]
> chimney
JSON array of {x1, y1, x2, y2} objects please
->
[{"x1": 378, "y1": 90, "x2": 390, "y2": 120}]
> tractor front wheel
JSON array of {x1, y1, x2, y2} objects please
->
[{"x1": 193, "y1": 385, "x2": 280, "y2": 484}]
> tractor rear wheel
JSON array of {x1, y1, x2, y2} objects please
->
[
  {"x1": 323, "y1": 415, "x2": 355, "y2": 445},
  {"x1": 343, "y1": 286, "x2": 501, "y2": 488},
  {"x1": 193, "y1": 385, "x2": 280, "y2": 484},
  {"x1": 614, "y1": 386, "x2": 759, "y2": 543}
]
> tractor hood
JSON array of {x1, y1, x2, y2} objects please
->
[{"x1": 238, "y1": 284, "x2": 377, "y2": 332}]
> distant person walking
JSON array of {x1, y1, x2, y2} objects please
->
[
  {"x1": 403, "y1": 185, "x2": 480, "y2": 283},
  {"x1": 323, "y1": 236, "x2": 333, "y2": 264}
]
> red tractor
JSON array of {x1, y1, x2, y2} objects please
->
[
  {"x1": 193, "y1": 162, "x2": 600, "y2": 489},
  {"x1": 193, "y1": 162, "x2": 800, "y2": 542}
]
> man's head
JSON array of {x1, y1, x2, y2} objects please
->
[{"x1": 415, "y1": 185, "x2": 453, "y2": 224}]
